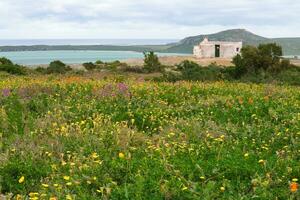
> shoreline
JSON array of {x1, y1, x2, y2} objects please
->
[
  {"x1": 19, "y1": 55, "x2": 300, "y2": 69},
  {"x1": 27, "y1": 56, "x2": 234, "y2": 69}
]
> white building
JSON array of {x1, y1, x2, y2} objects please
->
[{"x1": 193, "y1": 38, "x2": 242, "y2": 58}]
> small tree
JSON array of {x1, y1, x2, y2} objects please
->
[
  {"x1": 257, "y1": 43, "x2": 282, "y2": 71},
  {"x1": 232, "y1": 54, "x2": 246, "y2": 78},
  {"x1": 232, "y1": 43, "x2": 288, "y2": 77},
  {"x1": 143, "y1": 52, "x2": 162, "y2": 73},
  {"x1": 47, "y1": 60, "x2": 72, "y2": 74}
]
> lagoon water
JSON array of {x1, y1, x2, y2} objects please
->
[{"x1": 0, "y1": 50, "x2": 188, "y2": 65}]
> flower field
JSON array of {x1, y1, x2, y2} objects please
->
[{"x1": 0, "y1": 75, "x2": 299, "y2": 199}]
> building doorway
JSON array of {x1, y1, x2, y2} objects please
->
[{"x1": 215, "y1": 45, "x2": 220, "y2": 57}]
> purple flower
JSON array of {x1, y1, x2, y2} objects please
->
[
  {"x1": 1, "y1": 88, "x2": 11, "y2": 97},
  {"x1": 117, "y1": 83, "x2": 129, "y2": 93}
]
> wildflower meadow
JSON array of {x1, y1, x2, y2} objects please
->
[{"x1": 0, "y1": 75, "x2": 299, "y2": 199}]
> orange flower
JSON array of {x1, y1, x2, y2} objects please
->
[
  {"x1": 238, "y1": 97, "x2": 244, "y2": 104},
  {"x1": 248, "y1": 98, "x2": 254, "y2": 104},
  {"x1": 264, "y1": 96, "x2": 270, "y2": 102},
  {"x1": 290, "y1": 182, "x2": 298, "y2": 193}
]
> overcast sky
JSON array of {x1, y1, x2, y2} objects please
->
[{"x1": 0, "y1": 0, "x2": 299, "y2": 39}]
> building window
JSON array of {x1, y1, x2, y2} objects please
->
[{"x1": 236, "y1": 48, "x2": 240, "y2": 52}]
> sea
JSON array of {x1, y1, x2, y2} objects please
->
[{"x1": 0, "y1": 39, "x2": 186, "y2": 65}]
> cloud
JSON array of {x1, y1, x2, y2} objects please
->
[{"x1": 0, "y1": 0, "x2": 299, "y2": 39}]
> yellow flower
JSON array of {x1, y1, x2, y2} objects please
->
[
  {"x1": 29, "y1": 192, "x2": 39, "y2": 197},
  {"x1": 118, "y1": 152, "x2": 125, "y2": 159},
  {"x1": 258, "y1": 159, "x2": 265, "y2": 164},
  {"x1": 66, "y1": 182, "x2": 72, "y2": 186},
  {"x1": 16, "y1": 194, "x2": 22, "y2": 200},
  {"x1": 49, "y1": 197, "x2": 57, "y2": 200},
  {"x1": 292, "y1": 178, "x2": 298, "y2": 182},
  {"x1": 66, "y1": 194, "x2": 73, "y2": 200},
  {"x1": 244, "y1": 153, "x2": 249, "y2": 157},
  {"x1": 41, "y1": 183, "x2": 49, "y2": 188},
  {"x1": 182, "y1": 186, "x2": 188, "y2": 191},
  {"x1": 91, "y1": 152, "x2": 99, "y2": 159},
  {"x1": 200, "y1": 176, "x2": 205, "y2": 180},
  {"x1": 18, "y1": 176, "x2": 25, "y2": 184},
  {"x1": 63, "y1": 176, "x2": 70, "y2": 181},
  {"x1": 220, "y1": 186, "x2": 225, "y2": 192}
]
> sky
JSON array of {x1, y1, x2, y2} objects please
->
[{"x1": 0, "y1": 0, "x2": 299, "y2": 39}]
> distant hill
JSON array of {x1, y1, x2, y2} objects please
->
[
  {"x1": 1, "y1": 29, "x2": 300, "y2": 55},
  {"x1": 163, "y1": 29, "x2": 300, "y2": 55}
]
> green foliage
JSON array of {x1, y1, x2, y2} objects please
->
[
  {"x1": 232, "y1": 54, "x2": 246, "y2": 78},
  {"x1": 0, "y1": 64, "x2": 26, "y2": 75},
  {"x1": 159, "y1": 60, "x2": 224, "y2": 82},
  {"x1": 121, "y1": 66, "x2": 145, "y2": 73},
  {"x1": 0, "y1": 57, "x2": 13, "y2": 65},
  {"x1": 95, "y1": 60, "x2": 104, "y2": 65},
  {"x1": 0, "y1": 57, "x2": 26, "y2": 75},
  {"x1": 143, "y1": 51, "x2": 162, "y2": 72},
  {"x1": 0, "y1": 156, "x2": 51, "y2": 194},
  {"x1": 232, "y1": 43, "x2": 291, "y2": 77},
  {"x1": 3, "y1": 95, "x2": 26, "y2": 135},
  {"x1": 46, "y1": 60, "x2": 72, "y2": 74},
  {"x1": 83, "y1": 62, "x2": 97, "y2": 71},
  {"x1": 35, "y1": 67, "x2": 47, "y2": 74},
  {"x1": 105, "y1": 60, "x2": 128, "y2": 71}
]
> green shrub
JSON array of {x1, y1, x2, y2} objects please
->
[
  {"x1": 0, "y1": 57, "x2": 13, "y2": 65},
  {"x1": 83, "y1": 62, "x2": 97, "y2": 71},
  {"x1": 35, "y1": 67, "x2": 47, "y2": 74},
  {"x1": 121, "y1": 66, "x2": 145, "y2": 73},
  {"x1": 0, "y1": 64, "x2": 26, "y2": 75},
  {"x1": 46, "y1": 60, "x2": 72, "y2": 74},
  {"x1": 158, "y1": 60, "x2": 225, "y2": 82},
  {"x1": 0, "y1": 57, "x2": 26, "y2": 75},
  {"x1": 232, "y1": 43, "x2": 291, "y2": 77},
  {"x1": 95, "y1": 60, "x2": 104, "y2": 65},
  {"x1": 105, "y1": 60, "x2": 128, "y2": 71},
  {"x1": 143, "y1": 52, "x2": 162, "y2": 73},
  {"x1": 232, "y1": 54, "x2": 246, "y2": 78}
]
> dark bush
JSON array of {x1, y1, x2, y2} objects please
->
[
  {"x1": 105, "y1": 60, "x2": 128, "y2": 71},
  {"x1": 232, "y1": 43, "x2": 291, "y2": 77},
  {"x1": 0, "y1": 57, "x2": 13, "y2": 65},
  {"x1": 35, "y1": 67, "x2": 47, "y2": 74},
  {"x1": 0, "y1": 64, "x2": 26, "y2": 75},
  {"x1": 143, "y1": 52, "x2": 162, "y2": 73},
  {"x1": 232, "y1": 54, "x2": 246, "y2": 78},
  {"x1": 121, "y1": 66, "x2": 145, "y2": 73},
  {"x1": 0, "y1": 57, "x2": 26, "y2": 75},
  {"x1": 83, "y1": 62, "x2": 97, "y2": 71},
  {"x1": 46, "y1": 60, "x2": 72, "y2": 74},
  {"x1": 95, "y1": 60, "x2": 104, "y2": 65},
  {"x1": 158, "y1": 60, "x2": 224, "y2": 82}
]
